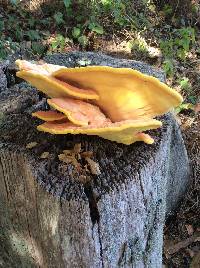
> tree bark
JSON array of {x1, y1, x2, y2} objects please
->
[{"x1": 0, "y1": 52, "x2": 190, "y2": 268}]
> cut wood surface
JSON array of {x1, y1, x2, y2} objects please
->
[{"x1": 0, "y1": 52, "x2": 190, "y2": 268}]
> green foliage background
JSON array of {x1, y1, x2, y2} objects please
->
[{"x1": 0, "y1": 0, "x2": 199, "y2": 109}]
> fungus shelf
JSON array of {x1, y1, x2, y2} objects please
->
[{"x1": 0, "y1": 52, "x2": 189, "y2": 268}]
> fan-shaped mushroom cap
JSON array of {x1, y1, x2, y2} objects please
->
[
  {"x1": 37, "y1": 118, "x2": 162, "y2": 145},
  {"x1": 16, "y1": 60, "x2": 99, "y2": 100},
  {"x1": 47, "y1": 98, "x2": 110, "y2": 126},
  {"x1": 32, "y1": 110, "x2": 67, "y2": 121},
  {"x1": 15, "y1": 59, "x2": 183, "y2": 145},
  {"x1": 52, "y1": 66, "x2": 183, "y2": 122}
]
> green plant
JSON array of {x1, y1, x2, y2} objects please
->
[
  {"x1": 9, "y1": 0, "x2": 19, "y2": 5},
  {"x1": 160, "y1": 27, "x2": 196, "y2": 77},
  {"x1": 49, "y1": 34, "x2": 70, "y2": 52},
  {"x1": 31, "y1": 42, "x2": 46, "y2": 56},
  {"x1": 77, "y1": 35, "x2": 88, "y2": 47},
  {"x1": 175, "y1": 27, "x2": 195, "y2": 60},
  {"x1": 88, "y1": 22, "x2": 104, "y2": 34},
  {"x1": 162, "y1": 4, "x2": 173, "y2": 16},
  {"x1": 179, "y1": 77, "x2": 191, "y2": 91},
  {"x1": 0, "y1": 40, "x2": 8, "y2": 59},
  {"x1": 15, "y1": 27, "x2": 24, "y2": 42},
  {"x1": 54, "y1": 12, "x2": 64, "y2": 25},
  {"x1": 188, "y1": 95, "x2": 197, "y2": 105},
  {"x1": 0, "y1": 21, "x2": 4, "y2": 32},
  {"x1": 131, "y1": 36, "x2": 148, "y2": 52},
  {"x1": 178, "y1": 77, "x2": 197, "y2": 105},
  {"x1": 41, "y1": 18, "x2": 52, "y2": 26},
  {"x1": 27, "y1": 30, "x2": 41, "y2": 41},
  {"x1": 160, "y1": 27, "x2": 196, "y2": 62},
  {"x1": 162, "y1": 59, "x2": 174, "y2": 77},
  {"x1": 28, "y1": 18, "x2": 36, "y2": 28},
  {"x1": 0, "y1": 38, "x2": 19, "y2": 60},
  {"x1": 72, "y1": 27, "x2": 81, "y2": 39},
  {"x1": 63, "y1": 0, "x2": 71, "y2": 8},
  {"x1": 175, "y1": 103, "x2": 194, "y2": 114},
  {"x1": 160, "y1": 39, "x2": 173, "y2": 59},
  {"x1": 61, "y1": 0, "x2": 150, "y2": 46}
]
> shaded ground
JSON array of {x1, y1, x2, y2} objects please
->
[
  {"x1": 163, "y1": 112, "x2": 200, "y2": 267},
  {"x1": 0, "y1": 1, "x2": 200, "y2": 267}
]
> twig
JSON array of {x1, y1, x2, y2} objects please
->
[{"x1": 165, "y1": 232, "x2": 200, "y2": 255}]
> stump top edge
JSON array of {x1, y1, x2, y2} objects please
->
[{"x1": 0, "y1": 52, "x2": 171, "y2": 201}]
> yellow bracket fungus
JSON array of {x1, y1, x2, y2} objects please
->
[
  {"x1": 16, "y1": 59, "x2": 183, "y2": 145},
  {"x1": 15, "y1": 60, "x2": 99, "y2": 100},
  {"x1": 47, "y1": 98, "x2": 110, "y2": 127},
  {"x1": 32, "y1": 110, "x2": 67, "y2": 121}
]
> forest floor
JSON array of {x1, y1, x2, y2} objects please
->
[{"x1": 0, "y1": 1, "x2": 200, "y2": 267}]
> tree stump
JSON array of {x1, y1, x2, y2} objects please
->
[{"x1": 0, "y1": 52, "x2": 190, "y2": 268}]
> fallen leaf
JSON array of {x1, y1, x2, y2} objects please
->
[
  {"x1": 73, "y1": 143, "x2": 81, "y2": 154},
  {"x1": 63, "y1": 149, "x2": 73, "y2": 155},
  {"x1": 85, "y1": 157, "x2": 101, "y2": 175},
  {"x1": 58, "y1": 153, "x2": 80, "y2": 167},
  {"x1": 164, "y1": 238, "x2": 176, "y2": 259},
  {"x1": 81, "y1": 151, "x2": 93, "y2": 158},
  {"x1": 58, "y1": 153, "x2": 74, "y2": 163},
  {"x1": 84, "y1": 164, "x2": 90, "y2": 173},
  {"x1": 26, "y1": 142, "x2": 38, "y2": 149},
  {"x1": 185, "y1": 224, "x2": 194, "y2": 236},
  {"x1": 40, "y1": 151, "x2": 50, "y2": 159},
  {"x1": 165, "y1": 232, "x2": 200, "y2": 255},
  {"x1": 78, "y1": 175, "x2": 91, "y2": 184}
]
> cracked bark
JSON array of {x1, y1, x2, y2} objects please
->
[{"x1": 0, "y1": 52, "x2": 190, "y2": 268}]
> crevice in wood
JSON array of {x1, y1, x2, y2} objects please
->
[
  {"x1": 59, "y1": 184, "x2": 67, "y2": 205},
  {"x1": 97, "y1": 220, "x2": 104, "y2": 268},
  {"x1": 5, "y1": 67, "x2": 22, "y2": 88},
  {"x1": 118, "y1": 242, "x2": 127, "y2": 266},
  {"x1": 0, "y1": 156, "x2": 10, "y2": 203},
  {"x1": 83, "y1": 182, "x2": 105, "y2": 267},
  {"x1": 143, "y1": 198, "x2": 163, "y2": 264},
  {"x1": 22, "y1": 170, "x2": 38, "y2": 265},
  {"x1": 138, "y1": 172, "x2": 146, "y2": 204},
  {"x1": 83, "y1": 183, "x2": 100, "y2": 225}
]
